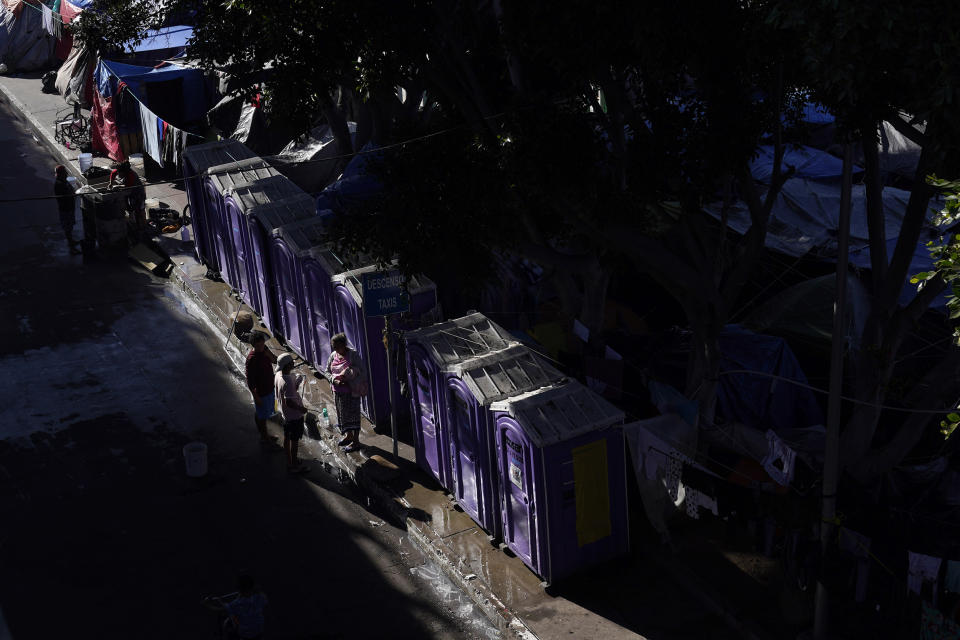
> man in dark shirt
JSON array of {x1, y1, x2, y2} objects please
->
[
  {"x1": 53, "y1": 165, "x2": 80, "y2": 254},
  {"x1": 244, "y1": 332, "x2": 278, "y2": 445}
]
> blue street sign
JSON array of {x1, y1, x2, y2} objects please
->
[{"x1": 362, "y1": 270, "x2": 410, "y2": 317}]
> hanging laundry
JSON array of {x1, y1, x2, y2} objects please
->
[
  {"x1": 909, "y1": 551, "x2": 943, "y2": 604},
  {"x1": 838, "y1": 528, "x2": 871, "y2": 603},
  {"x1": 139, "y1": 102, "x2": 162, "y2": 167},
  {"x1": 41, "y1": 4, "x2": 55, "y2": 36},
  {"x1": 761, "y1": 429, "x2": 796, "y2": 486},
  {"x1": 946, "y1": 560, "x2": 960, "y2": 594}
]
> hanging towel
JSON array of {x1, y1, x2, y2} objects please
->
[
  {"x1": 761, "y1": 430, "x2": 796, "y2": 486},
  {"x1": 920, "y1": 600, "x2": 960, "y2": 640},
  {"x1": 839, "y1": 528, "x2": 871, "y2": 603},
  {"x1": 138, "y1": 102, "x2": 162, "y2": 167},
  {"x1": 41, "y1": 5, "x2": 55, "y2": 35},
  {"x1": 946, "y1": 560, "x2": 960, "y2": 594},
  {"x1": 909, "y1": 551, "x2": 943, "y2": 603}
]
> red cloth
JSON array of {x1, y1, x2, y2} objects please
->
[
  {"x1": 245, "y1": 350, "x2": 275, "y2": 397},
  {"x1": 108, "y1": 169, "x2": 137, "y2": 187},
  {"x1": 58, "y1": 0, "x2": 80, "y2": 22},
  {"x1": 90, "y1": 91, "x2": 126, "y2": 162},
  {"x1": 55, "y1": 32, "x2": 73, "y2": 61}
]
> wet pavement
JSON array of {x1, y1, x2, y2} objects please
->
[{"x1": 0, "y1": 95, "x2": 496, "y2": 640}]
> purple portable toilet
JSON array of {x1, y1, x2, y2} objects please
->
[
  {"x1": 222, "y1": 175, "x2": 306, "y2": 312},
  {"x1": 204, "y1": 158, "x2": 279, "y2": 288},
  {"x1": 268, "y1": 218, "x2": 330, "y2": 361},
  {"x1": 444, "y1": 345, "x2": 564, "y2": 537},
  {"x1": 182, "y1": 140, "x2": 257, "y2": 268},
  {"x1": 327, "y1": 260, "x2": 440, "y2": 426},
  {"x1": 404, "y1": 313, "x2": 518, "y2": 489},
  {"x1": 300, "y1": 245, "x2": 343, "y2": 370},
  {"x1": 490, "y1": 380, "x2": 629, "y2": 583},
  {"x1": 244, "y1": 194, "x2": 317, "y2": 334}
]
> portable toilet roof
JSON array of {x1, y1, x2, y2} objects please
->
[
  {"x1": 249, "y1": 194, "x2": 318, "y2": 232},
  {"x1": 183, "y1": 139, "x2": 257, "y2": 174},
  {"x1": 490, "y1": 379, "x2": 624, "y2": 447},
  {"x1": 406, "y1": 313, "x2": 516, "y2": 369},
  {"x1": 206, "y1": 158, "x2": 278, "y2": 195},
  {"x1": 308, "y1": 246, "x2": 371, "y2": 279},
  {"x1": 271, "y1": 217, "x2": 330, "y2": 256},
  {"x1": 333, "y1": 264, "x2": 436, "y2": 306},
  {"x1": 449, "y1": 344, "x2": 565, "y2": 406},
  {"x1": 229, "y1": 175, "x2": 304, "y2": 210}
]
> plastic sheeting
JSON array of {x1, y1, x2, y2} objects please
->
[
  {"x1": 90, "y1": 89, "x2": 124, "y2": 161},
  {"x1": 313, "y1": 142, "x2": 382, "y2": 213},
  {"x1": 55, "y1": 42, "x2": 92, "y2": 105},
  {"x1": 128, "y1": 25, "x2": 191, "y2": 53},
  {"x1": 705, "y1": 178, "x2": 925, "y2": 259},
  {"x1": 269, "y1": 122, "x2": 356, "y2": 194},
  {"x1": 716, "y1": 324, "x2": 824, "y2": 432},
  {"x1": 0, "y1": 0, "x2": 56, "y2": 71},
  {"x1": 750, "y1": 145, "x2": 862, "y2": 183}
]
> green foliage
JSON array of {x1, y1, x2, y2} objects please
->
[
  {"x1": 914, "y1": 177, "x2": 960, "y2": 337},
  {"x1": 72, "y1": 0, "x2": 156, "y2": 56}
]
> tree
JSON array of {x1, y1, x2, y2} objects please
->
[
  {"x1": 71, "y1": 0, "x2": 156, "y2": 57},
  {"x1": 183, "y1": 1, "x2": 804, "y2": 430},
  {"x1": 772, "y1": 0, "x2": 960, "y2": 482}
]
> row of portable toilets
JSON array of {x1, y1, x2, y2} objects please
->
[{"x1": 182, "y1": 141, "x2": 629, "y2": 583}]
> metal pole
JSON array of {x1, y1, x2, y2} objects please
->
[
  {"x1": 384, "y1": 314, "x2": 399, "y2": 460},
  {"x1": 814, "y1": 142, "x2": 854, "y2": 640}
]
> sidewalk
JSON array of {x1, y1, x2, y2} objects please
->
[{"x1": 0, "y1": 70, "x2": 792, "y2": 640}]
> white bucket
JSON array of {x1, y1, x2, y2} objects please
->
[
  {"x1": 78, "y1": 153, "x2": 93, "y2": 172},
  {"x1": 183, "y1": 442, "x2": 208, "y2": 477}
]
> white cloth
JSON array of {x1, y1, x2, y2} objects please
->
[
  {"x1": 274, "y1": 372, "x2": 305, "y2": 421},
  {"x1": 839, "y1": 528, "x2": 871, "y2": 603},
  {"x1": 41, "y1": 5, "x2": 55, "y2": 35},
  {"x1": 138, "y1": 102, "x2": 162, "y2": 167},
  {"x1": 761, "y1": 429, "x2": 796, "y2": 486},
  {"x1": 908, "y1": 551, "x2": 942, "y2": 602}
]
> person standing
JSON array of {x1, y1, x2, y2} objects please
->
[
  {"x1": 244, "y1": 332, "x2": 278, "y2": 446},
  {"x1": 53, "y1": 165, "x2": 80, "y2": 254},
  {"x1": 275, "y1": 353, "x2": 307, "y2": 473},
  {"x1": 108, "y1": 160, "x2": 146, "y2": 233},
  {"x1": 323, "y1": 333, "x2": 367, "y2": 453}
]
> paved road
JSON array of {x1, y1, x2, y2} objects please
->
[{"x1": 0, "y1": 96, "x2": 497, "y2": 640}]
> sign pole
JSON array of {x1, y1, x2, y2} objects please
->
[{"x1": 384, "y1": 314, "x2": 399, "y2": 461}]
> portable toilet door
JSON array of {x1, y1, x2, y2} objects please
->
[
  {"x1": 331, "y1": 272, "x2": 379, "y2": 422},
  {"x1": 406, "y1": 341, "x2": 450, "y2": 488},
  {"x1": 225, "y1": 196, "x2": 252, "y2": 301},
  {"x1": 495, "y1": 413, "x2": 539, "y2": 570},
  {"x1": 302, "y1": 252, "x2": 335, "y2": 368},
  {"x1": 270, "y1": 218, "x2": 329, "y2": 361},
  {"x1": 444, "y1": 345, "x2": 564, "y2": 537},
  {"x1": 246, "y1": 194, "x2": 316, "y2": 332}
]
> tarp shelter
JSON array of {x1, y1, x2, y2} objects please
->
[
  {"x1": 0, "y1": 0, "x2": 56, "y2": 71},
  {"x1": 750, "y1": 145, "x2": 863, "y2": 183},
  {"x1": 716, "y1": 324, "x2": 824, "y2": 433},
  {"x1": 313, "y1": 142, "x2": 383, "y2": 214},
  {"x1": 270, "y1": 122, "x2": 357, "y2": 194},
  {"x1": 92, "y1": 59, "x2": 206, "y2": 161}
]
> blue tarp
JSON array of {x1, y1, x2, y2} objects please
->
[
  {"x1": 717, "y1": 325, "x2": 824, "y2": 432},
  {"x1": 129, "y1": 25, "x2": 192, "y2": 54},
  {"x1": 314, "y1": 143, "x2": 383, "y2": 215},
  {"x1": 848, "y1": 237, "x2": 947, "y2": 309},
  {"x1": 65, "y1": 0, "x2": 94, "y2": 8},
  {"x1": 96, "y1": 59, "x2": 207, "y2": 123},
  {"x1": 750, "y1": 145, "x2": 862, "y2": 183}
]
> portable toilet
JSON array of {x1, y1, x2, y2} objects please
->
[
  {"x1": 489, "y1": 380, "x2": 629, "y2": 583},
  {"x1": 182, "y1": 140, "x2": 257, "y2": 268},
  {"x1": 223, "y1": 175, "x2": 306, "y2": 312},
  {"x1": 244, "y1": 195, "x2": 317, "y2": 334},
  {"x1": 300, "y1": 245, "x2": 344, "y2": 370},
  {"x1": 204, "y1": 158, "x2": 279, "y2": 288},
  {"x1": 269, "y1": 217, "x2": 330, "y2": 362},
  {"x1": 444, "y1": 344, "x2": 564, "y2": 537},
  {"x1": 404, "y1": 313, "x2": 518, "y2": 489}
]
